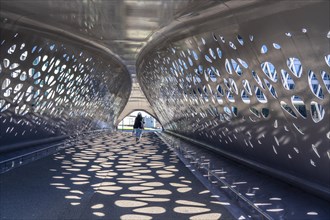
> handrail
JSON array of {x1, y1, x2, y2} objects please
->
[
  {"x1": 0, "y1": 142, "x2": 63, "y2": 165},
  {"x1": 0, "y1": 129, "x2": 110, "y2": 173},
  {"x1": 164, "y1": 130, "x2": 330, "y2": 201},
  {"x1": 156, "y1": 131, "x2": 273, "y2": 220}
]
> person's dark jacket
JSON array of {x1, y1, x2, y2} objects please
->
[{"x1": 133, "y1": 115, "x2": 144, "y2": 129}]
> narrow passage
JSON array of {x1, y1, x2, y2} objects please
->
[{"x1": 0, "y1": 132, "x2": 234, "y2": 220}]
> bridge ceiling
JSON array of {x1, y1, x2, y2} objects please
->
[
  {"x1": 0, "y1": 0, "x2": 220, "y2": 74},
  {"x1": 0, "y1": 0, "x2": 224, "y2": 127},
  {"x1": 137, "y1": 1, "x2": 330, "y2": 199}
]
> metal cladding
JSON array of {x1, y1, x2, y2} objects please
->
[
  {"x1": 137, "y1": 1, "x2": 330, "y2": 199},
  {"x1": 0, "y1": 0, "x2": 329, "y2": 200},
  {"x1": 0, "y1": 21, "x2": 131, "y2": 147}
]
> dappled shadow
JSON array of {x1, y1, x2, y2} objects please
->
[
  {"x1": 159, "y1": 133, "x2": 330, "y2": 220},
  {"x1": 48, "y1": 132, "x2": 234, "y2": 219}
]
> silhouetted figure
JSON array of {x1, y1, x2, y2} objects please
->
[{"x1": 133, "y1": 112, "x2": 144, "y2": 142}]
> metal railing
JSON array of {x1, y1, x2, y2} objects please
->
[
  {"x1": 0, "y1": 129, "x2": 110, "y2": 174},
  {"x1": 157, "y1": 132, "x2": 273, "y2": 220}
]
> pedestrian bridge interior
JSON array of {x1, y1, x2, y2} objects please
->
[{"x1": 0, "y1": 0, "x2": 329, "y2": 219}]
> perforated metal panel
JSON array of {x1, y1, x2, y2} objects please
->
[
  {"x1": 137, "y1": 1, "x2": 330, "y2": 199},
  {"x1": 0, "y1": 22, "x2": 131, "y2": 147}
]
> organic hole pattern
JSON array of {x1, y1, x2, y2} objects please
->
[
  {"x1": 0, "y1": 31, "x2": 130, "y2": 144},
  {"x1": 49, "y1": 133, "x2": 229, "y2": 219},
  {"x1": 138, "y1": 29, "x2": 330, "y2": 187}
]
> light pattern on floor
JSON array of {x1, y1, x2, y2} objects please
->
[{"x1": 49, "y1": 133, "x2": 234, "y2": 219}]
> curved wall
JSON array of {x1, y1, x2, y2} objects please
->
[
  {"x1": 137, "y1": 1, "x2": 330, "y2": 198},
  {"x1": 0, "y1": 18, "x2": 131, "y2": 149}
]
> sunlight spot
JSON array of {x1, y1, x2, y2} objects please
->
[
  {"x1": 50, "y1": 183, "x2": 64, "y2": 186},
  {"x1": 176, "y1": 200, "x2": 206, "y2": 207},
  {"x1": 120, "y1": 194, "x2": 153, "y2": 198},
  {"x1": 97, "y1": 186, "x2": 122, "y2": 191},
  {"x1": 166, "y1": 168, "x2": 179, "y2": 172},
  {"x1": 93, "y1": 212, "x2": 105, "y2": 217},
  {"x1": 96, "y1": 171, "x2": 117, "y2": 176},
  {"x1": 129, "y1": 186, "x2": 154, "y2": 191},
  {"x1": 140, "y1": 182, "x2": 164, "y2": 187},
  {"x1": 199, "y1": 190, "x2": 210, "y2": 194},
  {"x1": 118, "y1": 177, "x2": 141, "y2": 181},
  {"x1": 72, "y1": 164, "x2": 87, "y2": 167},
  {"x1": 307, "y1": 212, "x2": 318, "y2": 215},
  {"x1": 156, "y1": 170, "x2": 173, "y2": 174},
  {"x1": 266, "y1": 208, "x2": 284, "y2": 212},
  {"x1": 52, "y1": 176, "x2": 64, "y2": 179},
  {"x1": 74, "y1": 159, "x2": 89, "y2": 163},
  {"x1": 56, "y1": 187, "x2": 70, "y2": 190},
  {"x1": 133, "y1": 206, "x2": 166, "y2": 214},
  {"x1": 119, "y1": 180, "x2": 146, "y2": 184},
  {"x1": 120, "y1": 214, "x2": 152, "y2": 220},
  {"x1": 96, "y1": 191, "x2": 115, "y2": 195},
  {"x1": 115, "y1": 200, "x2": 148, "y2": 208},
  {"x1": 181, "y1": 180, "x2": 192, "y2": 183},
  {"x1": 100, "y1": 164, "x2": 113, "y2": 168},
  {"x1": 147, "y1": 162, "x2": 165, "y2": 166},
  {"x1": 135, "y1": 175, "x2": 155, "y2": 180},
  {"x1": 136, "y1": 198, "x2": 170, "y2": 202},
  {"x1": 56, "y1": 186, "x2": 71, "y2": 189},
  {"x1": 190, "y1": 213, "x2": 221, "y2": 220},
  {"x1": 134, "y1": 159, "x2": 148, "y2": 163},
  {"x1": 116, "y1": 165, "x2": 133, "y2": 168},
  {"x1": 178, "y1": 188, "x2": 192, "y2": 193},
  {"x1": 88, "y1": 168, "x2": 101, "y2": 172},
  {"x1": 95, "y1": 175, "x2": 113, "y2": 180},
  {"x1": 254, "y1": 203, "x2": 272, "y2": 207},
  {"x1": 123, "y1": 172, "x2": 140, "y2": 176},
  {"x1": 211, "y1": 201, "x2": 230, "y2": 206},
  {"x1": 77, "y1": 174, "x2": 90, "y2": 178},
  {"x1": 70, "y1": 190, "x2": 84, "y2": 194},
  {"x1": 127, "y1": 163, "x2": 142, "y2": 166},
  {"x1": 118, "y1": 168, "x2": 141, "y2": 172},
  {"x1": 149, "y1": 165, "x2": 164, "y2": 169},
  {"x1": 174, "y1": 206, "x2": 210, "y2": 214},
  {"x1": 133, "y1": 170, "x2": 151, "y2": 173},
  {"x1": 91, "y1": 204, "x2": 104, "y2": 209},
  {"x1": 73, "y1": 181, "x2": 89, "y2": 185},
  {"x1": 159, "y1": 174, "x2": 175, "y2": 178},
  {"x1": 66, "y1": 168, "x2": 81, "y2": 172},
  {"x1": 170, "y1": 183, "x2": 188, "y2": 187},
  {"x1": 142, "y1": 189, "x2": 172, "y2": 195},
  {"x1": 65, "y1": 195, "x2": 81, "y2": 200},
  {"x1": 246, "y1": 193, "x2": 255, "y2": 196},
  {"x1": 92, "y1": 182, "x2": 116, "y2": 187}
]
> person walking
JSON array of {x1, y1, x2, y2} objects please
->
[{"x1": 133, "y1": 112, "x2": 144, "y2": 142}]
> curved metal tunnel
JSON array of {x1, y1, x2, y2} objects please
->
[
  {"x1": 0, "y1": 0, "x2": 329, "y2": 216},
  {"x1": 137, "y1": 1, "x2": 330, "y2": 200}
]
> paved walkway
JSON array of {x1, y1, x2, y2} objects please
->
[{"x1": 0, "y1": 132, "x2": 234, "y2": 220}]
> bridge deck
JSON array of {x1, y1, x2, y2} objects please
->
[{"x1": 0, "y1": 133, "x2": 234, "y2": 220}]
